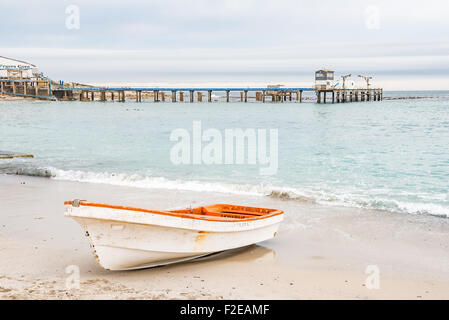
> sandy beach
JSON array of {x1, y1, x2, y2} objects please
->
[{"x1": 1, "y1": 173, "x2": 448, "y2": 300}]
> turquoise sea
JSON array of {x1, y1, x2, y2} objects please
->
[{"x1": 1, "y1": 91, "x2": 448, "y2": 218}]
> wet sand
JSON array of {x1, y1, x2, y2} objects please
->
[
  {"x1": 1, "y1": 174, "x2": 449, "y2": 299},
  {"x1": 0, "y1": 95, "x2": 28, "y2": 101}
]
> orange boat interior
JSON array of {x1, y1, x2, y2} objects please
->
[
  {"x1": 64, "y1": 201, "x2": 283, "y2": 222},
  {"x1": 170, "y1": 204, "x2": 282, "y2": 220}
]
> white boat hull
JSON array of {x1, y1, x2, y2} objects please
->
[{"x1": 66, "y1": 205, "x2": 283, "y2": 270}]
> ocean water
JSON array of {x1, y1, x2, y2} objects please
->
[{"x1": 1, "y1": 91, "x2": 448, "y2": 218}]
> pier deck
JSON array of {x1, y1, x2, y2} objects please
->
[{"x1": 52, "y1": 87, "x2": 314, "y2": 103}]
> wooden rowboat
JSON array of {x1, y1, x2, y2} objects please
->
[{"x1": 64, "y1": 200, "x2": 284, "y2": 270}]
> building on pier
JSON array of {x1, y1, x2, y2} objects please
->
[
  {"x1": 314, "y1": 69, "x2": 335, "y2": 90},
  {"x1": 314, "y1": 69, "x2": 382, "y2": 103}
]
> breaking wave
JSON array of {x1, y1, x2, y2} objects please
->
[{"x1": 1, "y1": 163, "x2": 448, "y2": 218}]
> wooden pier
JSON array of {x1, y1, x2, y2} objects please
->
[
  {"x1": 0, "y1": 79, "x2": 54, "y2": 100},
  {"x1": 316, "y1": 88, "x2": 383, "y2": 103},
  {"x1": 51, "y1": 87, "x2": 315, "y2": 103},
  {"x1": 0, "y1": 79, "x2": 383, "y2": 104}
]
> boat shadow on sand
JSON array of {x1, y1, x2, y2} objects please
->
[
  {"x1": 186, "y1": 244, "x2": 276, "y2": 265},
  {"x1": 114, "y1": 244, "x2": 277, "y2": 274}
]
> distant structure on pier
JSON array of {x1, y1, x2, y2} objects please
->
[
  {"x1": 314, "y1": 69, "x2": 335, "y2": 90},
  {"x1": 314, "y1": 68, "x2": 383, "y2": 104}
]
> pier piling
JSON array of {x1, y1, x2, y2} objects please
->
[{"x1": 315, "y1": 88, "x2": 382, "y2": 104}]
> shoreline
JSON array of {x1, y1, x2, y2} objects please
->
[{"x1": 1, "y1": 174, "x2": 449, "y2": 299}]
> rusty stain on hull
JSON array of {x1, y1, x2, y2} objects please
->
[
  {"x1": 194, "y1": 230, "x2": 210, "y2": 252},
  {"x1": 195, "y1": 230, "x2": 209, "y2": 244}
]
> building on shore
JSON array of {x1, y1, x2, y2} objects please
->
[
  {"x1": 0, "y1": 56, "x2": 52, "y2": 99},
  {"x1": 0, "y1": 56, "x2": 41, "y2": 79}
]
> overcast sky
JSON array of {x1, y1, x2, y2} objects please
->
[{"x1": 2, "y1": 0, "x2": 449, "y2": 89}]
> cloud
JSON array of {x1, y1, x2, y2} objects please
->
[
  {"x1": 1, "y1": 0, "x2": 448, "y2": 48},
  {"x1": 1, "y1": 0, "x2": 448, "y2": 89}
]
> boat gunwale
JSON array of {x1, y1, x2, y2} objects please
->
[{"x1": 64, "y1": 200, "x2": 284, "y2": 223}]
